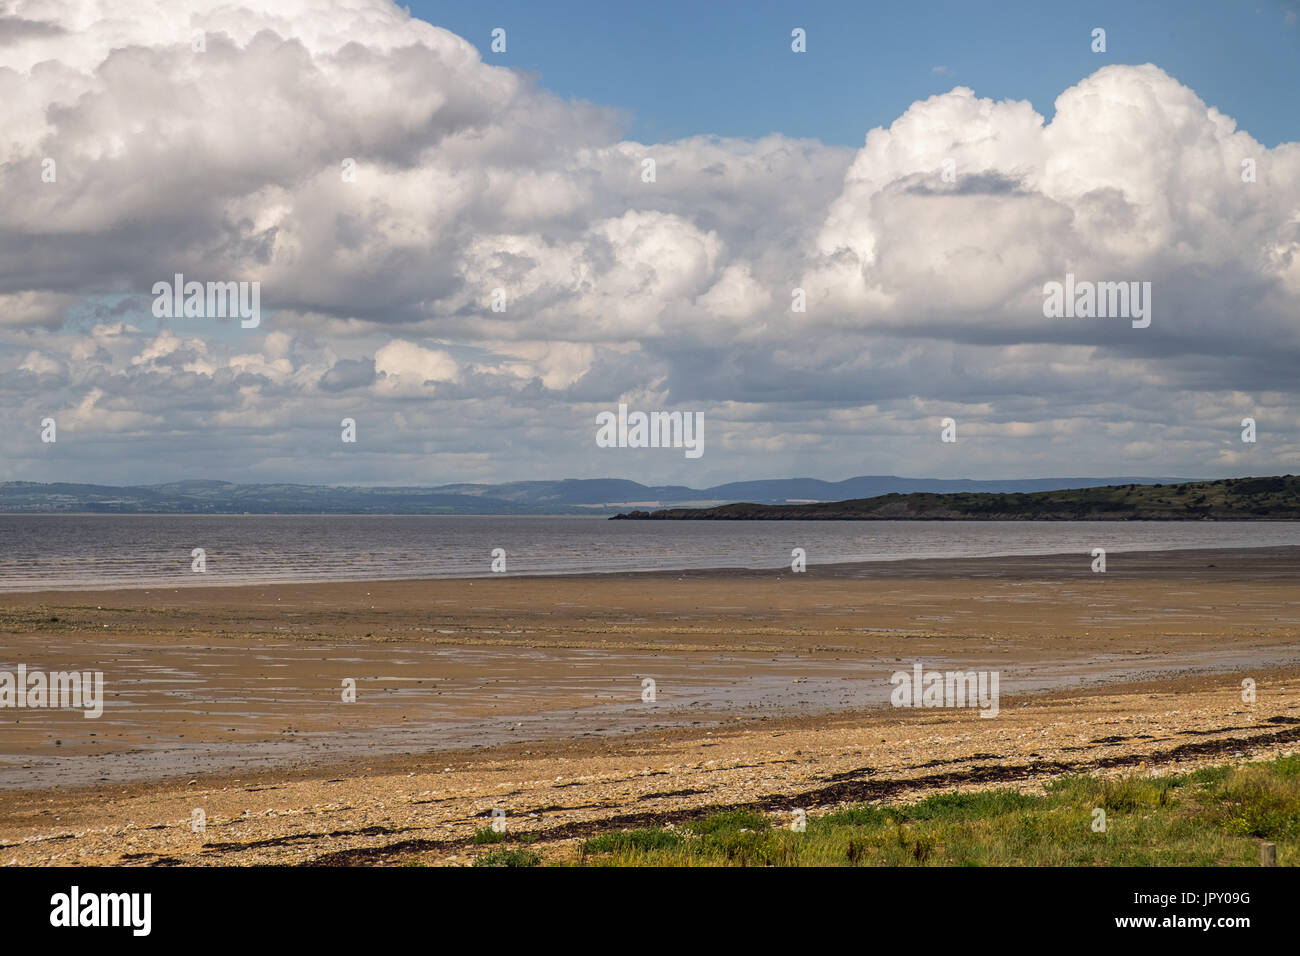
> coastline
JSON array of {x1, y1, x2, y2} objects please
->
[
  {"x1": 1, "y1": 545, "x2": 1297, "y2": 863},
  {"x1": 3, "y1": 670, "x2": 1297, "y2": 866},
  {"x1": 3, "y1": 537, "x2": 1300, "y2": 594}
]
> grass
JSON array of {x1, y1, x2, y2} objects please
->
[
  {"x1": 472, "y1": 825, "x2": 509, "y2": 845},
  {"x1": 570, "y1": 754, "x2": 1300, "y2": 866},
  {"x1": 473, "y1": 849, "x2": 541, "y2": 868}
]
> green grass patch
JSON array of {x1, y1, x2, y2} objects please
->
[
  {"x1": 474, "y1": 849, "x2": 541, "y2": 868},
  {"x1": 581, "y1": 829, "x2": 685, "y2": 856},
  {"x1": 571, "y1": 754, "x2": 1300, "y2": 867},
  {"x1": 472, "y1": 826, "x2": 508, "y2": 845}
]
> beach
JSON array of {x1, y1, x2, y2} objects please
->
[{"x1": 1, "y1": 545, "x2": 1298, "y2": 864}]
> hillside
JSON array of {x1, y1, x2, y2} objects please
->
[
  {"x1": 610, "y1": 476, "x2": 1300, "y2": 520},
  {"x1": 0, "y1": 481, "x2": 575, "y2": 515},
  {"x1": 0, "y1": 474, "x2": 1184, "y2": 514}
]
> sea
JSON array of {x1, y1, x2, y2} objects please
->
[{"x1": 0, "y1": 514, "x2": 1296, "y2": 592}]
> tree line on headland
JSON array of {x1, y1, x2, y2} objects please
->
[{"x1": 610, "y1": 476, "x2": 1300, "y2": 520}]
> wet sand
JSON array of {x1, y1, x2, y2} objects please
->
[
  {"x1": 2, "y1": 671, "x2": 1298, "y2": 866},
  {"x1": 0, "y1": 546, "x2": 1297, "y2": 863}
]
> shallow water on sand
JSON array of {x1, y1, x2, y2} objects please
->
[
  {"x1": 3, "y1": 515, "x2": 1299, "y2": 591},
  {"x1": 4, "y1": 637, "x2": 1297, "y2": 790}
]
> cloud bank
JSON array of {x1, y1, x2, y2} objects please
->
[{"x1": 1, "y1": 0, "x2": 1297, "y2": 485}]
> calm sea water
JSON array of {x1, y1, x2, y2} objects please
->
[{"x1": 0, "y1": 515, "x2": 1297, "y2": 592}]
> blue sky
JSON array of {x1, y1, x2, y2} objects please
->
[{"x1": 410, "y1": 0, "x2": 1300, "y2": 147}]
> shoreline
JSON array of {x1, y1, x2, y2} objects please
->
[
  {"x1": 0, "y1": 544, "x2": 1296, "y2": 862},
  {"x1": 3, "y1": 668, "x2": 1297, "y2": 865},
  {"x1": 2, "y1": 545, "x2": 1297, "y2": 784},
  {"x1": 4, "y1": 541, "x2": 1300, "y2": 596},
  {"x1": 5, "y1": 643, "x2": 1296, "y2": 792}
]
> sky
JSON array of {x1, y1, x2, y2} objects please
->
[
  {"x1": 0, "y1": 0, "x2": 1298, "y2": 488},
  {"x1": 411, "y1": 0, "x2": 1300, "y2": 148}
]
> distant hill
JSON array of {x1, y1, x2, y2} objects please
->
[
  {"x1": 609, "y1": 476, "x2": 1300, "y2": 521},
  {"x1": 683, "y1": 475, "x2": 1185, "y2": 505},
  {"x1": 345, "y1": 475, "x2": 1183, "y2": 508},
  {"x1": 0, "y1": 481, "x2": 563, "y2": 515},
  {"x1": 0, "y1": 474, "x2": 1191, "y2": 515}
]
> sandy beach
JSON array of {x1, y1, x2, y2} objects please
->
[{"x1": 1, "y1": 545, "x2": 1298, "y2": 864}]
